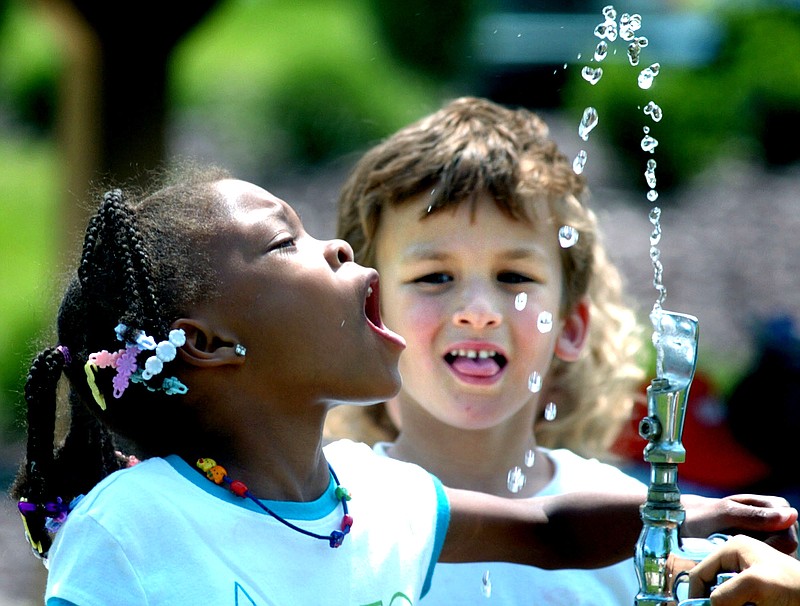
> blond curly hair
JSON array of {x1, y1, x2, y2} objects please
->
[{"x1": 330, "y1": 96, "x2": 646, "y2": 459}]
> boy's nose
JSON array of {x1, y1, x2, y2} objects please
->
[{"x1": 452, "y1": 303, "x2": 502, "y2": 329}]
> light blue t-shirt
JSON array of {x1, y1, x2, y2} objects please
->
[{"x1": 45, "y1": 439, "x2": 449, "y2": 605}]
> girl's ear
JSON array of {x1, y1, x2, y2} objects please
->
[
  {"x1": 172, "y1": 318, "x2": 246, "y2": 368},
  {"x1": 555, "y1": 296, "x2": 590, "y2": 362}
]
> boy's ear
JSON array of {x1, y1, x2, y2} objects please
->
[
  {"x1": 555, "y1": 296, "x2": 590, "y2": 362},
  {"x1": 172, "y1": 318, "x2": 246, "y2": 368}
]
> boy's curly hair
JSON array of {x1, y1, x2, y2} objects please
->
[{"x1": 331, "y1": 96, "x2": 645, "y2": 459}]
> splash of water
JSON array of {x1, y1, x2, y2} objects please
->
[
  {"x1": 581, "y1": 66, "x2": 604, "y2": 85},
  {"x1": 578, "y1": 107, "x2": 599, "y2": 141},
  {"x1": 638, "y1": 63, "x2": 661, "y2": 89},
  {"x1": 537, "y1": 311, "x2": 554, "y2": 333},
  {"x1": 481, "y1": 570, "x2": 492, "y2": 598},
  {"x1": 524, "y1": 449, "x2": 535, "y2": 467},
  {"x1": 507, "y1": 466, "x2": 526, "y2": 493},
  {"x1": 573, "y1": 149, "x2": 588, "y2": 174},
  {"x1": 644, "y1": 100, "x2": 663, "y2": 122},
  {"x1": 558, "y1": 225, "x2": 580, "y2": 248},
  {"x1": 528, "y1": 371, "x2": 542, "y2": 393}
]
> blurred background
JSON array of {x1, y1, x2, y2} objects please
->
[{"x1": 3, "y1": 0, "x2": 800, "y2": 602}]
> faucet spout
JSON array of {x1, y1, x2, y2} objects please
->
[{"x1": 634, "y1": 311, "x2": 700, "y2": 606}]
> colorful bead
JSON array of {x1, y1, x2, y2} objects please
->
[
  {"x1": 329, "y1": 530, "x2": 345, "y2": 548},
  {"x1": 161, "y1": 377, "x2": 188, "y2": 396},
  {"x1": 334, "y1": 486, "x2": 351, "y2": 501},
  {"x1": 84, "y1": 361, "x2": 107, "y2": 410},
  {"x1": 168, "y1": 329, "x2": 187, "y2": 347},
  {"x1": 196, "y1": 458, "x2": 216, "y2": 471},
  {"x1": 155, "y1": 340, "x2": 177, "y2": 363},
  {"x1": 207, "y1": 465, "x2": 227, "y2": 484},
  {"x1": 230, "y1": 480, "x2": 248, "y2": 497},
  {"x1": 341, "y1": 514, "x2": 353, "y2": 531}
]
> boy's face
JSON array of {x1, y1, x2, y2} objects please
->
[{"x1": 374, "y1": 192, "x2": 583, "y2": 431}]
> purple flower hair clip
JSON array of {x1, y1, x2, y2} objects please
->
[{"x1": 85, "y1": 323, "x2": 188, "y2": 408}]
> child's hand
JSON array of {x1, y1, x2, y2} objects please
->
[
  {"x1": 688, "y1": 534, "x2": 800, "y2": 605},
  {"x1": 682, "y1": 493, "x2": 799, "y2": 555}
]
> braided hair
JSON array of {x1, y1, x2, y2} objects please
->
[{"x1": 11, "y1": 164, "x2": 230, "y2": 559}]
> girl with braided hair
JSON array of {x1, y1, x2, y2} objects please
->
[{"x1": 11, "y1": 165, "x2": 798, "y2": 605}]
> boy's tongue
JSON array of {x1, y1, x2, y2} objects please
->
[{"x1": 450, "y1": 356, "x2": 501, "y2": 377}]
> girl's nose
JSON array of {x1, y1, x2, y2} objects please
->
[
  {"x1": 452, "y1": 301, "x2": 503, "y2": 330},
  {"x1": 325, "y1": 238, "x2": 354, "y2": 267}
]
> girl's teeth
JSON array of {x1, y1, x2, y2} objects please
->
[{"x1": 367, "y1": 286, "x2": 373, "y2": 296}]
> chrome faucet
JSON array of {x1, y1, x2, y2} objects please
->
[{"x1": 634, "y1": 310, "x2": 711, "y2": 606}]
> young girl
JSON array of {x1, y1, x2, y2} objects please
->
[
  {"x1": 327, "y1": 96, "x2": 762, "y2": 604},
  {"x1": 12, "y1": 165, "x2": 797, "y2": 606}
]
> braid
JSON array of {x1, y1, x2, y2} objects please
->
[
  {"x1": 11, "y1": 346, "x2": 69, "y2": 557},
  {"x1": 12, "y1": 163, "x2": 230, "y2": 562}
]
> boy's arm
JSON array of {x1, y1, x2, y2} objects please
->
[{"x1": 440, "y1": 487, "x2": 798, "y2": 568}]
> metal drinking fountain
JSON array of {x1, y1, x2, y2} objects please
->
[{"x1": 634, "y1": 310, "x2": 706, "y2": 606}]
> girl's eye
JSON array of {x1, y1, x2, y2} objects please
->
[
  {"x1": 412, "y1": 272, "x2": 453, "y2": 285},
  {"x1": 271, "y1": 237, "x2": 296, "y2": 254},
  {"x1": 497, "y1": 272, "x2": 535, "y2": 284}
]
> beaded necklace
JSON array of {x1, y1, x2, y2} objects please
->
[{"x1": 196, "y1": 458, "x2": 353, "y2": 548}]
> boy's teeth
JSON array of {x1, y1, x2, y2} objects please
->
[
  {"x1": 367, "y1": 286, "x2": 373, "y2": 296},
  {"x1": 449, "y1": 349, "x2": 497, "y2": 358}
]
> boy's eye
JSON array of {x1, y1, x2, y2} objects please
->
[
  {"x1": 497, "y1": 272, "x2": 535, "y2": 284},
  {"x1": 412, "y1": 272, "x2": 452, "y2": 285}
]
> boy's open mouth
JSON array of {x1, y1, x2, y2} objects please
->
[{"x1": 444, "y1": 349, "x2": 508, "y2": 377}]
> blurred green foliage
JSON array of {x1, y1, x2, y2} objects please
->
[
  {"x1": 561, "y1": 5, "x2": 800, "y2": 194},
  {"x1": 0, "y1": 0, "x2": 451, "y2": 435},
  {"x1": 170, "y1": 0, "x2": 449, "y2": 172}
]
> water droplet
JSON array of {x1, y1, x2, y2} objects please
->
[
  {"x1": 649, "y1": 206, "x2": 661, "y2": 224},
  {"x1": 524, "y1": 449, "x2": 536, "y2": 467},
  {"x1": 594, "y1": 41, "x2": 608, "y2": 61},
  {"x1": 528, "y1": 371, "x2": 542, "y2": 393},
  {"x1": 558, "y1": 225, "x2": 580, "y2": 248},
  {"x1": 581, "y1": 65, "x2": 603, "y2": 85},
  {"x1": 507, "y1": 466, "x2": 526, "y2": 493},
  {"x1": 638, "y1": 63, "x2": 660, "y2": 89},
  {"x1": 627, "y1": 41, "x2": 641, "y2": 66},
  {"x1": 514, "y1": 292, "x2": 528, "y2": 311},
  {"x1": 537, "y1": 311, "x2": 554, "y2": 333},
  {"x1": 572, "y1": 149, "x2": 588, "y2": 174},
  {"x1": 641, "y1": 134, "x2": 659, "y2": 153},
  {"x1": 637, "y1": 36, "x2": 649, "y2": 48},
  {"x1": 644, "y1": 160, "x2": 657, "y2": 188},
  {"x1": 593, "y1": 19, "x2": 618, "y2": 41},
  {"x1": 576, "y1": 52, "x2": 582, "y2": 60},
  {"x1": 578, "y1": 107, "x2": 598, "y2": 141},
  {"x1": 647, "y1": 189, "x2": 659, "y2": 202},
  {"x1": 644, "y1": 101, "x2": 663, "y2": 122},
  {"x1": 481, "y1": 570, "x2": 492, "y2": 598},
  {"x1": 602, "y1": 5, "x2": 617, "y2": 21},
  {"x1": 544, "y1": 401, "x2": 558, "y2": 421},
  {"x1": 426, "y1": 205, "x2": 433, "y2": 213},
  {"x1": 620, "y1": 12, "x2": 642, "y2": 40}
]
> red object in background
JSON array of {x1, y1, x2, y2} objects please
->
[{"x1": 611, "y1": 372, "x2": 771, "y2": 491}]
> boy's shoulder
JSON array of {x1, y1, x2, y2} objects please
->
[{"x1": 545, "y1": 448, "x2": 646, "y2": 493}]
